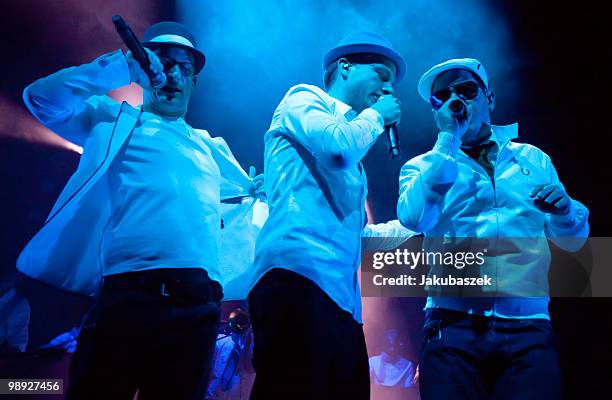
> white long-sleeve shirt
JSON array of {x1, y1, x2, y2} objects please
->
[
  {"x1": 397, "y1": 124, "x2": 589, "y2": 318},
  {"x1": 101, "y1": 110, "x2": 222, "y2": 277},
  {"x1": 252, "y1": 84, "x2": 413, "y2": 323}
]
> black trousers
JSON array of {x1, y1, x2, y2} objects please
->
[
  {"x1": 419, "y1": 308, "x2": 561, "y2": 400},
  {"x1": 67, "y1": 268, "x2": 221, "y2": 400},
  {"x1": 248, "y1": 268, "x2": 369, "y2": 400}
]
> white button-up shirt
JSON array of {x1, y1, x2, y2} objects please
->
[
  {"x1": 101, "y1": 111, "x2": 221, "y2": 279},
  {"x1": 252, "y1": 84, "x2": 409, "y2": 323}
]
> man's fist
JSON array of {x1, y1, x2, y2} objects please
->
[
  {"x1": 530, "y1": 184, "x2": 571, "y2": 215},
  {"x1": 125, "y1": 48, "x2": 165, "y2": 90},
  {"x1": 370, "y1": 94, "x2": 401, "y2": 126},
  {"x1": 434, "y1": 99, "x2": 471, "y2": 139},
  {"x1": 248, "y1": 166, "x2": 266, "y2": 199}
]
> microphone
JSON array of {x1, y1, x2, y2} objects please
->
[
  {"x1": 112, "y1": 15, "x2": 166, "y2": 89},
  {"x1": 386, "y1": 123, "x2": 400, "y2": 159},
  {"x1": 378, "y1": 93, "x2": 400, "y2": 159},
  {"x1": 450, "y1": 99, "x2": 468, "y2": 120}
]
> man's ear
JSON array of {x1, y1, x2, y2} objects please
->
[
  {"x1": 487, "y1": 89, "x2": 495, "y2": 112},
  {"x1": 337, "y1": 58, "x2": 352, "y2": 80}
]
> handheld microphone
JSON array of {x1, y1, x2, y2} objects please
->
[
  {"x1": 450, "y1": 99, "x2": 468, "y2": 120},
  {"x1": 386, "y1": 123, "x2": 400, "y2": 158},
  {"x1": 112, "y1": 15, "x2": 166, "y2": 89},
  {"x1": 450, "y1": 99, "x2": 465, "y2": 113},
  {"x1": 378, "y1": 93, "x2": 401, "y2": 159}
]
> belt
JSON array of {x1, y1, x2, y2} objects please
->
[{"x1": 103, "y1": 268, "x2": 223, "y2": 304}]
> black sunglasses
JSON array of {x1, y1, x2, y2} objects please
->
[
  {"x1": 158, "y1": 56, "x2": 196, "y2": 77},
  {"x1": 430, "y1": 81, "x2": 481, "y2": 109}
]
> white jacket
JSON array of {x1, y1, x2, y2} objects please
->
[
  {"x1": 397, "y1": 125, "x2": 589, "y2": 317},
  {"x1": 17, "y1": 50, "x2": 264, "y2": 300}
]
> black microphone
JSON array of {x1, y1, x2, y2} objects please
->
[
  {"x1": 450, "y1": 99, "x2": 468, "y2": 120},
  {"x1": 112, "y1": 15, "x2": 166, "y2": 89},
  {"x1": 378, "y1": 93, "x2": 400, "y2": 159},
  {"x1": 386, "y1": 123, "x2": 400, "y2": 158}
]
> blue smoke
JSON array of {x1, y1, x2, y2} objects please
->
[{"x1": 178, "y1": 0, "x2": 518, "y2": 220}]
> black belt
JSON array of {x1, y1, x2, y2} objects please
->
[{"x1": 103, "y1": 268, "x2": 223, "y2": 304}]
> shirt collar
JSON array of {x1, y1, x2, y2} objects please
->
[
  {"x1": 329, "y1": 96, "x2": 357, "y2": 121},
  {"x1": 331, "y1": 97, "x2": 351, "y2": 114},
  {"x1": 140, "y1": 107, "x2": 186, "y2": 124}
]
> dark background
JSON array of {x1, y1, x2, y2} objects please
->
[{"x1": 0, "y1": 1, "x2": 610, "y2": 398}]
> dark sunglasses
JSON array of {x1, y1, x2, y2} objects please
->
[
  {"x1": 430, "y1": 81, "x2": 481, "y2": 109},
  {"x1": 158, "y1": 57, "x2": 196, "y2": 77}
]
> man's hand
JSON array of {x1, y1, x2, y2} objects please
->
[
  {"x1": 370, "y1": 94, "x2": 401, "y2": 126},
  {"x1": 434, "y1": 100, "x2": 471, "y2": 139},
  {"x1": 412, "y1": 364, "x2": 420, "y2": 386},
  {"x1": 125, "y1": 48, "x2": 164, "y2": 90},
  {"x1": 248, "y1": 166, "x2": 265, "y2": 199},
  {"x1": 530, "y1": 184, "x2": 571, "y2": 215}
]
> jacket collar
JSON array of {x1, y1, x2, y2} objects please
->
[
  {"x1": 458, "y1": 123, "x2": 519, "y2": 169},
  {"x1": 490, "y1": 123, "x2": 519, "y2": 146}
]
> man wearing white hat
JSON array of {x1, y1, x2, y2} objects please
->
[
  {"x1": 247, "y1": 31, "x2": 413, "y2": 399},
  {"x1": 18, "y1": 21, "x2": 263, "y2": 399},
  {"x1": 397, "y1": 58, "x2": 589, "y2": 399}
]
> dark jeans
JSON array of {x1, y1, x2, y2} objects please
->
[
  {"x1": 248, "y1": 268, "x2": 369, "y2": 400},
  {"x1": 67, "y1": 268, "x2": 221, "y2": 400},
  {"x1": 419, "y1": 308, "x2": 561, "y2": 400}
]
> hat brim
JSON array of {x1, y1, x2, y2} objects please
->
[
  {"x1": 143, "y1": 41, "x2": 206, "y2": 75},
  {"x1": 417, "y1": 61, "x2": 486, "y2": 103},
  {"x1": 323, "y1": 43, "x2": 406, "y2": 83}
]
